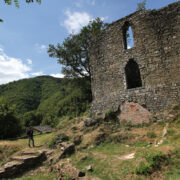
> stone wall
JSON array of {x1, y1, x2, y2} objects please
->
[{"x1": 90, "y1": 2, "x2": 180, "y2": 116}]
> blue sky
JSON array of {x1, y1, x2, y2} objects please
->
[{"x1": 0, "y1": 0, "x2": 178, "y2": 84}]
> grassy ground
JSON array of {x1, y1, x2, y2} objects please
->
[
  {"x1": 0, "y1": 109, "x2": 180, "y2": 180},
  {"x1": 0, "y1": 132, "x2": 55, "y2": 165},
  {"x1": 68, "y1": 115, "x2": 180, "y2": 180}
]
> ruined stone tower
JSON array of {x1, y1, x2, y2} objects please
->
[{"x1": 90, "y1": 2, "x2": 180, "y2": 118}]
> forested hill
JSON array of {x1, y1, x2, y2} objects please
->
[
  {"x1": 0, "y1": 76, "x2": 91, "y2": 127},
  {"x1": 0, "y1": 76, "x2": 63, "y2": 114}
]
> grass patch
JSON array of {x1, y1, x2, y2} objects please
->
[
  {"x1": 15, "y1": 172, "x2": 57, "y2": 180},
  {"x1": 147, "y1": 131, "x2": 157, "y2": 138},
  {"x1": 0, "y1": 145, "x2": 20, "y2": 165},
  {"x1": 134, "y1": 151, "x2": 168, "y2": 175},
  {"x1": 165, "y1": 148, "x2": 180, "y2": 179},
  {"x1": 106, "y1": 133, "x2": 132, "y2": 143},
  {"x1": 134, "y1": 141, "x2": 149, "y2": 147}
]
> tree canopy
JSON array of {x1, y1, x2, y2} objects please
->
[
  {"x1": 4, "y1": 0, "x2": 41, "y2": 7},
  {"x1": 0, "y1": 103, "x2": 21, "y2": 139},
  {"x1": 48, "y1": 18, "x2": 107, "y2": 80}
]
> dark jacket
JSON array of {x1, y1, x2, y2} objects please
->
[{"x1": 27, "y1": 128, "x2": 33, "y2": 138}]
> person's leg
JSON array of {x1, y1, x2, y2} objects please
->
[
  {"x1": 28, "y1": 137, "x2": 31, "y2": 147},
  {"x1": 32, "y1": 137, "x2": 35, "y2": 147}
]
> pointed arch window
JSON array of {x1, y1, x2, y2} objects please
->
[{"x1": 125, "y1": 59, "x2": 142, "y2": 89}]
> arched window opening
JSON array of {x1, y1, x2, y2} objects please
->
[
  {"x1": 123, "y1": 22, "x2": 134, "y2": 49},
  {"x1": 125, "y1": 59, "x2": 142, "y2": 89}
]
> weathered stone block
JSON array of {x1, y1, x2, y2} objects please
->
[{"x1": 118, "y1": 101, "x2": 152, "y2": 124}]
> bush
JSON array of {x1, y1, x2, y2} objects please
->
[
  {"x1": 134, "y1": 151, "x2": 168, "y2": 175},
  {"x1": 48, "y1": 133, "x2": 69, "y2": 148},
  {"x1": 134, "y1": 162, "x2": 151, "y2": 175},
  {"x1": 146, "y1": 152, "x2": 167, "y2": 170},
  {"x1": 41, "y1": 114, "x2": 59, "y2": 127}
]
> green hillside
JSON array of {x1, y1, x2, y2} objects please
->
[
  {"x1": 0, "y1": 76, "x2": 63, "y2": 114},
  {"x1": 0, "y1": 76, "x2": 91, "y2": 130}
]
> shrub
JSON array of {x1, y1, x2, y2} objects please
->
[
  {"x1": 134, "y1": 151, "x2": 168, "y2": 175},
  {"x1": 134, "y1": 162, "x2": 151, "y2": 175},
  {"x1": 146, "y1": 152, "x2": 167, "y2": 170},
  {"x1": 48, "y1": 133, "x2": 69, "y2": 148}
]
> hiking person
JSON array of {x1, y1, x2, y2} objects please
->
[{"x1": 26, "y1": 126, "x2": 34, "y2": 147}]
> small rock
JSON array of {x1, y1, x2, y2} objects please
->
[
  {"x1": 84, "y1": 118, "x2": 97, "y2": 127},
  {"x1": 162, "y1": 124, "x2": 169, "y2": 138},
  {"x1": 86, "y1": 165, "x2": 93, "y2": 172}
]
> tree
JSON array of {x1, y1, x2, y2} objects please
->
[
  {"x1": 0, "y1": 103, "x2": 22, "y2": 139},
  {"x1": 48, "y1": 18, "x2": 107, "y2": 80},
  {"x1": 4, "y1": 0, "x2": 41, "y2": 7},
  {"x1": 137, "y1": 0, "x2": 147, "y2": 11}
]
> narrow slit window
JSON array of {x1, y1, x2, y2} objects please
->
[
  {"x1": 125, "y1": 59, "x2": 142, "y2": 89},
  {"x1": 127, "y1": 26, "x2": 134, "y2": 49},
  {"x1": 123, "y1": 22, "x2": 134, "y2": 49}
]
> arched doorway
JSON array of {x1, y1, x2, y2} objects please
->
[{"x1": 125, "y1": 59, "x2": 142, "y2": 89}]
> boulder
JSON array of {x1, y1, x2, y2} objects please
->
[
  {"x1": 0, "y1": 149, "x2": 47, "y2": 179},
  {"x1": 58, "y1": 142, "x2": 75, "y2": 159},
  {"x1": 118, "y1": 101, "x2": 152, "y2": 125}
]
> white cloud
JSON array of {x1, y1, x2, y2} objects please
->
[
  {"x1": 63, "y1": 10, "x2": 92, "y2": 34},
  {"x1": 0, "y1": 48, "x2": 31, "y2": 85},
  {"x1": 31, "y1": 71, "x2": 44, "y2": 76},
  {"x1": 50, "y1": 73, "x2": 65, "y2": 78},
  {"x1": 100, "y1": 16, "x2": 108, "y2": 21},
  {"x1": 40, "y1": 45, "x2": 46, "y2": 50},
  {"x1": 27, "y1": 59, "x2": 32, "y2": 65},
  {"x1": 35, "y1": 44, "x2": 47, "y2": 53}
]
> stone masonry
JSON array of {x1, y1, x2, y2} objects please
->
[{"x1": 90, "y1": 2, "x2": 180, "y2": 117}]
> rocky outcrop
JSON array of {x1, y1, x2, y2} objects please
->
[
  {"x1": 0, "y1": 149, "x2": 52, "y2": 179},
  {"x1": 57, "y1": 142, "x2": 75, "y2": 159}
]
